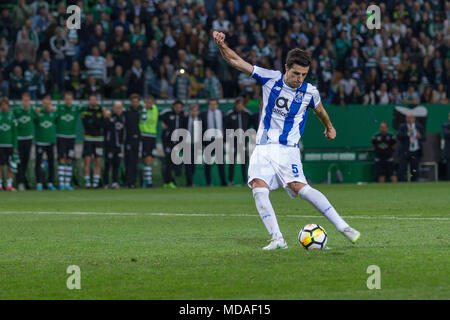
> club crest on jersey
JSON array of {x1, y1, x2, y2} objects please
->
[{"x1": 294, "y1": 92, "x2": 304, "y2": 103}]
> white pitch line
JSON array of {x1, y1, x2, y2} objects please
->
[{"x1": 0, "y1": 211, "x2": 448, "y2": 221}]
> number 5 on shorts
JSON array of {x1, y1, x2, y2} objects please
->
[{"x1": 292, "y1": 164, "x2": 298, "y2": 174}]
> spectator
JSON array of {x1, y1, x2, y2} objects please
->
[
  {"x1": 421, "y1": 86, "x2": 434, "y2": 103},
  {"x1": 24, "y1": 63, "x2": 39, "y2": 99},
  {"x1": 9, "y1": 66, "x2": 25, "y2": 99},
  {"x1": 376, "y1": 83, "x2": 390, "y2": 105},
  {"x1": 345, "y1": 48, "x2": 364, "y2": 80},
  {"x1": 11, "y1": 0, "x2": 32, "y2": 31},
  {"x1": 189, "y1": 65, "x2": 206, "y2": 98},
  {"x1": 85, "y1": 46, "x2": 106, "y2": 83},
  {"x1": 170, "y1": 64, "x2": 191, "y2": 100},
  {"x1": 389, "y1": 86, "x2": 404, "y2": 104},
  {"x1": 108, "y1": 65, "x2": 127, "y2": 99},
  {"x1": 332, "y1": 84, "x2": 348, "y2": 107},
  {"x1": 126, "y1": 59, "x2": 145, "y2": 96},
  {"x1": 204, "y1": 67, "x2": 222, "y2": 99},
  {"x1": 403, "y1": 85, "x2": 421, "y2": 105},
  {"x1": 49, "y1": 27, "x2": 68, "y2": 93},
  {"x1": 65, "y1": 61, "x2": 85, "y2": 99},
  {"x1": 432, "y1": 83, "x2": 448, "y2": 104},
  {"x1": 14, "y1": 29, "x2": 36, "y2": 64}
]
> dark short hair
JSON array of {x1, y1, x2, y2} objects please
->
[
  {"x1": 173, "y1": 100, "x2": 183, "y2": 106},
  {"x1": 21, "y1": 92, "x2": 30, "y2": 98},
  {"x1": 286, "y1": 48, "x2": 311, "y2": 68},
  {"x1": 380, "y1": 121, "x2": 389, "y2": 127},
  {"x1": 64, "y1": 91, "x2": 73, "y2": 96},
  {"x1": 208, "y1": 98, "x2": 219, "y2": 104},
  {"x1": 130, "y1": 93, "x2": 140, "y2": 100}
]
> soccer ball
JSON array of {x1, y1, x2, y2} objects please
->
[{"x1": 298, "y1": 224, "x2": 328, "y2": 250}]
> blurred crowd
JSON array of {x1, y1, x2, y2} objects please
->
[{"x1": 0, "y1": 0, "x2": 449, "y2": 105}]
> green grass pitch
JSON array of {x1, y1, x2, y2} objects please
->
[{"x1": 0, "y1": 182, "x2": 449, "y2": 299}]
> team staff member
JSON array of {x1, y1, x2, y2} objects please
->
[
  {"x1": 225, "y1": 96, "x2": 252, "y2": 185},
  {"x1": 372, "y1": 121, "x2": 397, "y2": 183},
  {"x1": 139, "y1": 95, "x2": 159, "y2": 188},
  {"x1": 34, "y1": 95, "x2": 57, "y2": 191},
  {"x1": 81, "y1": 93, "x2": 107, "y2": 188},
  {"x1": 0, "y1": 98, "x2": 18, "y2": 192},
  {"x1": 397, "y1": 114, "x2": 425, "y2": 182},
  {"x1": 443, "y1": 112, "x2": 450, "y2": 180},
  {"x1": 56, "y1": 91, "x2": 81, "y2": 190},
  {"x1": 185, "y1": 104, "x2": 201, "y2": 187},
  {"x1": 200, "y1": 98, "x2": 227, "y2": 186},
  {"x1": 159, "y1": 100, "x2": 187, "y2": 188},
  {"x1": 124, "y1": 94, "x2": 142, "y2": 188},
  {"x1": 14, "y1": 93, "x2": 34, "y2": 191},
  {"x1": 103, "y1": 101, "x2": 126, "y2": 189}
]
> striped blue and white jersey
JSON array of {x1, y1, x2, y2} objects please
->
[{"x1": 251, "y1": 65, "x2": 321, "y2": 146}]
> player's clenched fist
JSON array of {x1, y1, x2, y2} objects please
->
[
  {"x1": 213, "y1": 31, "x2": 225, "y2": 46},
  {"x1": 324, "y1": 126, "x2": 336, "y2": 140}
]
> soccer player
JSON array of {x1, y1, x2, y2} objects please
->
[
  {"x1": 14, "y1": 92, "x2": 34, "y2": 191},
  {"x1": 0, "y1": 98, "x2": 18, "y2": 191},
  {"x1": 55, "y1": 91, "x2": 80, "y2": 190},
  {"x1": 34, "y1": 95, "x2": 57, "y2": 191},
  {"x1": 213, "y1": 31, "x2": 360, "y2": 250},
  {"x1": 139, "y1": 95, "x2": 159, "y2": 188},
  {"x1": 372, "y1": 121, "x2": 397, "y2": 183},
  {"x1": 81, "y1": 93, "x2": 106, "y2": 188}
]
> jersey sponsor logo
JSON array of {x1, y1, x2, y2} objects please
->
[
  {"x1": 273, "y1": 97, "x2": 290, "y2": 117},
  {"x1": 18, "y1": 116, "x2": 31, "y2": 124},
  {"x1": 40, "y1": 120, "x2": 53, "y2": 129},
  {"x1": 0, "y1": 123, "x2": 11, "y2": 131},
  {"x1": 61, "y1": 114, "x2": 75, "y2": 122}
]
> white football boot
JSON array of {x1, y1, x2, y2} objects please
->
[
  {"x1": 263, "y1": 237, "x2": 288, "y2": 250},
  {"x1": 340, "y1": 227, "x2": 361, "y2": 244}
]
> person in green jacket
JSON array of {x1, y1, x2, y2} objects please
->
[
  {"x1": 13, "y1": 92, "x2": 34, "y2": 191},
  {"x1": 0, "y1": 98, "x2": 18, "y2": 191},
  {"x1": 55, "y1": 91, "x2": 81, "y2": 190},
  {"x1": 34, "y1": 95, "x2": 57, "y2": 191},
  {"x1": 139, "y1": 95, "x2": 159, "y2": 188}
]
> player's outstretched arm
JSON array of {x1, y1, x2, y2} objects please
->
[
  {"x1": 313, "y1": 102, "x2": 336, "y2": 140},
  {"x1": 213, "y1": 31, "x2": 253, "y2": 75}
]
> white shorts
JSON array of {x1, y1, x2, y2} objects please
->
[{"x1": 247, "y1": 144, "x2": 307, "y2": 198}]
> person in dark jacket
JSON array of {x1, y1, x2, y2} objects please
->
[
  {"x1": 159, "y1": 100, "x2": 187, "y2": 188},
  {"x1": 396, "y1": 114, "x2": 426, "y2": 182},
  {"x1": 443, "y1": 112, "x2": 450, "y2": 180},
  {"x1": 372, "y1": 121, "x2": 397, "y2": 183},
  {"x1": 123, "y1": 94, "x2": 142, "y2": 188},
  {"x1": 225, "y1": 97, "x2": 252, "y2": 185},
  {"x1": 81, "y1": 93, "x2": 107, "y2": 188},
  {"x1": 200, "y1": 98, "x2": 226, "y2": 186},
  {"x1": 103, "y1": 101, "x2": 126, "y2": 189}
]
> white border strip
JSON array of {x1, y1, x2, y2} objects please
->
[{"x1": 0, "y1": 211, "x2": 448, "y2": 221}]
